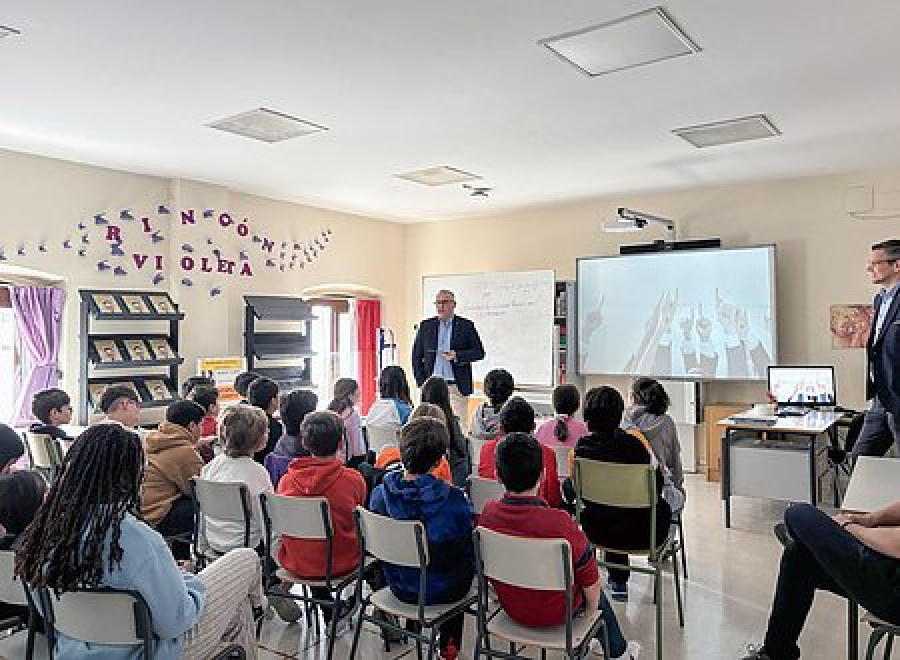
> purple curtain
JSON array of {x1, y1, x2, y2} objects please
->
[{"x1": 11, "y1": 286, "x2": 65, "y2": 426}]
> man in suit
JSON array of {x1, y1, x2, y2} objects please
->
[
  {"x1": 853, "y1": 239, "x2": 900, "y2": 459},
  {"x1": 412, "y1": 289, "x2": 485, "y2": 420}
]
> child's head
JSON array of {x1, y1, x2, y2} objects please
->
[
  {"x1": 219, "y1": 404, "x2": 268, "y2": 458},
  {"x1": 483, "y1": 369, "x2": 514, "y2": 410},
  {"x1": 0, "y1": 424, "x2": 25, "y2": 474},
  {"x1": 583, "y1": 386, "x2": 625, "y2": 433},
  {"x1": 630, "y1": 377, "x2": 670, "y2": 416},
  {"x1": 328, "y1": 378, "x2": 360, "y2": 414},
  {"x1": 399, "y1": 417, "x2": 449, "y2": 476},
  {"x1": 190, "y1": 384, "x2": 220, "y2": 418},
  {"x1": 100, "y1": 385, "x2": 141, "y2": 428},
  {"x1": 233, "y1": 371, "x2": 261, "y2": 398},
  {"x1": 165, "y1": 400, "x2": 206, "y2": 439},
  {"x1": 552, "y1": 384, "x2": 580, "y2": 417},
  {"x1": 181, "y1": 375, "x2": 215, "y2": 399},
  {"x1": 409, "y1": 402, "x2": 447, "y2": 428},
  {"x1": 379, "y1": 366, "x2": 411, "y2": 404},
  {"x1": 280, "y1": 389, "x2": 318, "y2": 436},
  {"x1": 499, "y1": 396, "x2": 535, "y2": 434},
  {"x1": 301, "y1": 411, "x2": 344, "y2": 458},
  {"x1": 496, "y1": 432, "x2": 544, "y2": 494},
  {"x1": 247, "y1": 377, "x2": 279, "y2": 415},
  {"x1": 32, "y1": 388, "x2": 72, "y2": 426},
  {"x1": 421, "y1": 377, "x2": 454, "y2": 425}
]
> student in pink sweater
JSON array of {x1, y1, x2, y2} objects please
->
[{"x1": 535, "y1": 384, "x2": 589, "y2": 449}]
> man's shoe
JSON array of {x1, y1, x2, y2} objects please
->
[
  {"x1": 773, "y1": 522, "x2": 795, "y2": 551},
  {"x1": 609, "y1": 579, "x2": 628, "y2": 602},
  {"x1": 740, "y1": 644, "x2": 771, "y2": 659}
]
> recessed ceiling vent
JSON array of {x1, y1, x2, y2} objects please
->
[
  {"x1": 540, "y1": 7, "x2": 699, "y2": 77},
  {"x1": 395, "y1": 166, "x2": 481, "y2": 186},
  {"x1": 673, "y1": 114, "x2": 781, "y2": 148},
  {"x1": 0, "y1": 25, "x2": 21, "y2": 39},
  {"x1": 206, "y1": 108, "x2": 327, "y2": 143}
]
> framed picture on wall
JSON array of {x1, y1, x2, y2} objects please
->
[
  {"x1": 92, "y1": 294, "x2": 121, "y2": 315},
  {"x1": 830, "y1": 304, "x2": 874, "y2": 349},
  {"x1": 145, "y1": 379, "x2": 173, "y2": 401},
  {"x1": 123, "y1": 339, "x2": 150, "y2": 362},
  {"x1": 93, "y1": 339, "x2": 123, "y2": 363},
  {"x1": 121, "y1": 294, "x2": 150, "y2": 315},
  {"x1": 147, "y1": 295, "x2": 174, "y2": 315},
  {"x1": 148, "y1": 338, "x2": 174, "y2": 360},
  {"x1": 88, "y1": 383, "x2": 108, "y2": 408}
]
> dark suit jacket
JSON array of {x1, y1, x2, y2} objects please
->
[
  {"x1": 867, "y1": 289, "x2": 900, "y2": 415},
  {"x1": 411, "y1": 315, "x2": 484, "y2": 396}
]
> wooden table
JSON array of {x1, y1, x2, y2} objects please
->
[{"x1": 717, "y1": 410, "x2": 843, "y2": 528}]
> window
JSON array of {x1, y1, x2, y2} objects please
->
[
  {"x1": 309, "y1": 298, "x2": 357, "y2": 402},
  {"x1": 0, "y1": 288, "x2": 16, "y2": 423}
]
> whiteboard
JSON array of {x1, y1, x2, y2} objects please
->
[{"x1": 422, "y1": 270, "x2": 555, "y2": 387}]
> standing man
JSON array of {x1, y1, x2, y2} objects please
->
[
  {"x1": 412, "y1": 289, "x2": 485, "y2": 421},
  {"x1": 853, "y1": 239, "x2": 900, "y2": 459}
]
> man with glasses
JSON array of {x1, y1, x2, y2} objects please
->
[
  {"x1": 853, "y1": 238, "x2": 900, "y2": 459},
  {"x1": 412, "y1": 289, "x2": 485, "y2": 420}
]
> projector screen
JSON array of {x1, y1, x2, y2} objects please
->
[{"x1": 577, "y1": 245, "x2": 776, "y2": 380}]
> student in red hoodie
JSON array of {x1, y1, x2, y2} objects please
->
[
  {"x1": 478, "y1": 397, "x2": 563, "y2": 508},
  {"x1": 277, "y1": 410, "x2": 367, "y2": 622}
]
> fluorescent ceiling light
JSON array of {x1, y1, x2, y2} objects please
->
[
  {"x1": 206, "y1": 108, "x2": 327, "y2": 143},
  {"x1": 0, "y1": 25, "x2": 21, "y2": 39},
  {"x1": 601, "y1": 220, "x2": 643, "y2": 233},
  {"x1": 673, "y1": 114, "x2": 781, "y2": 148},
  {"x1": 540, "y1": 7, "x2": 699, "y2": 77},
  {"x1": 395, "y1": 166, "x2": 481, "y2": 187}
]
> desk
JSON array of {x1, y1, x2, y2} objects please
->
[
  {"x1": 718, "y1": 411, "x2": 842, "y2": 528},
  {"x1": 842, "y1": 456, "x2": 900, "y2": 513}
]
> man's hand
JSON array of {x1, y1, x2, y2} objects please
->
[
  {"x1": 833, "y1": 512, "x2": 876, "y2": 527},
  {"x1": 442, "y1": 350, "x2": 456, "y2": 362}
]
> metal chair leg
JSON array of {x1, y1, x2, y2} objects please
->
[
  {"x1": 678, "y1": 517, "x2": 688, "y2": 579},
  {"x1": 655, "y1": 563, "x2": 664, "y2": 660},
  {"x1": 672, "y1": 547, "x2": 685, "y2": 628}
]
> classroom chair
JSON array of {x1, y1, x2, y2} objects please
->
[
  {"x1": 818, "y1": 411, "x2": 863, "y2": 506},
  {"x1": 191, "y1": 478, "x2": 254, "y2": 570},
  {"x1": 365, "y1": 424, "x2": 400, "y2": 454},
  {"x1": 472, "y1": 527, "x2": 608, "y2": 660},
  {"x1": 466, "y1": 475, "x2": 506, "y2": 516},
  {"x1": 573, "y1": 458, "x2": 684, "y2": 660},
  {"x1": 259, "y1": 493, "x2": 364, "y2": 660},
  {"x1": 23, "y1": 431, "x2": 64, "y2": 484},
  {"x1": 0, "y1": 549, "x2": 49, "y2": 660},
  {"x1": 552, "y1": 445, "x2": 572, "y2": 479},
  {"x1": 863, "y1": 610, "x2": 899, "y2": 660},
  {"x1": 35, "y1": 585, "x2": 246, "y2": 658},
  {"x1": 349, "y1": 507, "x2": 477, "y2": 660}
]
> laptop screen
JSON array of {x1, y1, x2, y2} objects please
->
[{"x1": 767, "y1": 366, "x2": 836, "y2": 406}]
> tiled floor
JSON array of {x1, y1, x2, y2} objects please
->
[{"x1": 257, "y1": 474, "x2": 873, "y2": 659}]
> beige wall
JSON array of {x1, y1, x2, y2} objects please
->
[
  {"x1": 404, "y1": 169, "x2": 900, "y2": 410},
  {"x1": 0, "y1": 148, "x2": 405, "y2": 417}
]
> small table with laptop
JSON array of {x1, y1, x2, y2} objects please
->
[{"x1": 718, "y1": 365, "x2": 845, "y2": 528}]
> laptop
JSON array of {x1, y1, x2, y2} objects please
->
[{"x1": 767, "y1": 366, "x2": 837, "y2": 415}]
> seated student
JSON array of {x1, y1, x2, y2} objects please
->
[
  {"x1": 327, "y1": 378, "x2": 367, "y2": 466},
  {"x1": 370, "y1": 403, "x2": 454, "y2": 485},
  {"x1": 98, "y1": 384, "x2": 143, "y2": 435},
  {"x1": 247, "y1": 377, "x2": 282, "y2": 463},
  {"x1": 16, "y1": 423, "x2": 264, "y2": 659},
  {"x1": 181, "y1": 375, "x2": 215, "y2": 399},
  {"x1": 277, "y1": 411, "x2": 367, "y2": 621},
  {"x1": 0, "y1": 470, "x2": 46, "y2": 626},
  {"x1": 742, "y1": 502, "x2": 900, "y2": 660},
  {"x1": 265, "y1": 389, "x2": 317, "y2": 487},
  {"x1": 622, "y1": 377, "x2": 684, "y2": 513},
  {"x1": 470, "y1": 368, "x2": 514, "y2": 442},
  {"x1": 421, "y1": 376, "x2": 470, "y2": 487},
  {"x1": 369, "y1": 417, "x2": 474, "y2": 657},
  {"x1": 480, "y1": 433, "x2": 641, "y2": 660},
  {"x1": 189, "y1": 384, "x2": 220, "y2": 463},
  {"x1": 478, "y1": 397, "x2": 563, "y2": 508},
  {"x1": 0, "y1": 424, "x2": 24, "y2": 474},
  {"x1": 570, "y1": 386, "x2": 671, "y2": 602},
  {"x1": 30, "y1": 387, "x2": 74, "y2": 441},
  {"x1": 366, "y1": 365, "x2": 414, "y2": 428},
  {"x1": 233, "y1": 371, "x2": 260, "y2": 404},
  {"x1": 535, "y1": 384, "x2": 589, "y2": 449},
  {"x1": 141, "y1": 400, "x2": 205, "y2": 559}
]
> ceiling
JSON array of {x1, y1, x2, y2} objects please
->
[{"x1": 3, "y1": 1, "x2": 900, "y2": 223}]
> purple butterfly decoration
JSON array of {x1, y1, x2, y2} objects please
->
[
  {"x1": 151, "y1": 232, "x2": 164, "y2": 244},
  {"x1": 203, "y1": 209, "x2": 214, "y2": 218},
  {"x1": 157, "y1": 205, "x2": 171, "y2": 214},
  {"x1": 111, "y1": 243, "x2": 125, "y2": 256},
  {"x1": 152, "y1": 273, "x2": 165, "y2": 285},
  {"x1": 113, "y1": 266, "x2": 127, "y2": 276},
  {"x1": 210, "y1": 287, "x2": 222, "y2": 297},
  {"x1": 181, "y1": 278, "x2": 193, "y2": 287},
  {"x1": 97, "y1": 260, "x2": 111, "y2": 271},
  {"x1": 94, "y1": 214, "x2": 108, "y2": 225},
  {"x1": 120, "y1": 210, "x2": 135, "y2": 220}
]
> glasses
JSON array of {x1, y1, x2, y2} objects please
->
[
  {"x1": 867, "y1": 259, "x2": 898, "y2": 268},
  {"x1": 434, "y1": 299, "x2": 454, "y2": 306}
]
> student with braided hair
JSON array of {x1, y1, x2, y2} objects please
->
[{"x1": 16, "y1": 423, "x2": 265, "y2": 659}]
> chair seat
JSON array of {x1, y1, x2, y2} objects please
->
[
  {"x1": 275, "y1": 556, "x2": 375, "y2": 589},
  {"x1": 486, "y1": 608, "x2": 602, "y2": 650},
  {"x1": 597, "y1": 527, "x2": 679, "y2": 560},
  {"x1": 368, "y1": 586, "x2": 476, "y2": 624},
  {"x1": 0, "y1": 630, "x2": 50, "y2": 660},
  {"x1": 862, "y1": 610, "x2": 900, "y2": 632}
]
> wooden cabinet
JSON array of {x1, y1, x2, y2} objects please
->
[{"x1": 704, "y1": 403, "x2": 747, "y2": 482}]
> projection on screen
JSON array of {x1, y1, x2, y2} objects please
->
[{"x1": 577, "y1": 246, "x2": 776, "y2": 380}]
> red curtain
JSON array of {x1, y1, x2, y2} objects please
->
[{"x1": 356, "y1": 299, "x2": 381, "y2": 415}]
